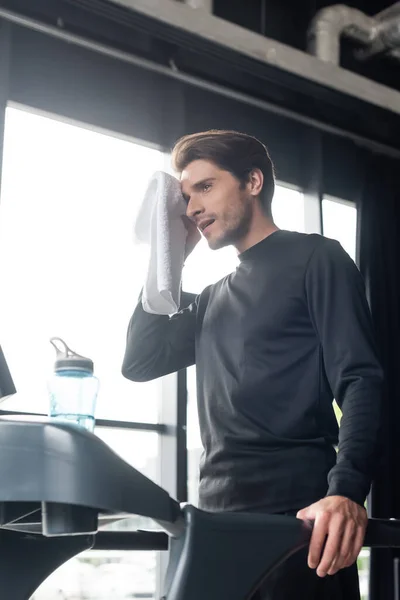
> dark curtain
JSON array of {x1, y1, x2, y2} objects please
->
[{"x1": 357, "y1": 152, "x2": 400, "y2": 600}]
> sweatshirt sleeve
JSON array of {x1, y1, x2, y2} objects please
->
[
  {"x1": 305, "y1": 237, "x2": 384, "y2": 506},
  {"x1": 121, "y1": 290, "x2": 199, "y2": 382}
]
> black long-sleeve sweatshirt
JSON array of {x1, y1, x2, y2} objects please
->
[{"x1": 122, "y1": 230, "x2": 383, "y2": 514}]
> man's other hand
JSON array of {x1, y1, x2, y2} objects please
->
[{"x1": 296, "y1": 496, "x2": 367, "y2": 578}]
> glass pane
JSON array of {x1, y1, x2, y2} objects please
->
[
  {"x1": 322, "y1": 198, "x2": 357, "y2": 262},
  {"x1": 272, "y1": 185, "x2": 305, "y2": 233},
  {"x1": 0, "y1": 106, "x2": 166, "y2": 422},
  {"x1": 98, "y1": 428, "x2": 162, "y2": 533},
  {"x1": 358, "y1": 548, "x2": 370, "y2": 600},
  {"x1": 96, "y1": 428, "x2": 159, "y2": 483},
  {"x1": 182, "y1": 238, "x2": 238, "y2": 294},
  {"x1": 31, "y1": 550, "x2": 157, "y2": 600}
]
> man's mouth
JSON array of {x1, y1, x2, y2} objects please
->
[{"x1": 198, "y1": 219, "x2": 215, "y2": 234}]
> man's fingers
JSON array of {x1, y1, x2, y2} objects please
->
[
  {"x1": 340, "y1": 522, "x2": 356, "y2": 559},
  {"x1": 328, "y1": 522, "x2": 356, "y2": 575},
  {"x1": 296, "y1": 507, "x2": 310, "y2": 520},
  {"x1": 354, "y1": 524, "x2": 366, "y2": 557},
  {"x1": 308, "y1": 513, "x2": 330, "y2": 570},
  {"x1": 315, "y1": 514, "x2": 345, "y2": 577},
  {"x1": 342, "y1": 525, "x2": 365, "y2": 569}
]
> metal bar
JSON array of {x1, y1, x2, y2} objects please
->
[
  {"x1": 394, "y1": 557, "x2": 400, "y2": 600},
  {"x1": 364, "y1": 519, "x2": 400, "y2": 548},
  {"x1": 303, "y1": 131, "x2": 323, "y2": 236},
  {"x1": 157, "y1": 373, "x2": 179, "y2": 598},
  {"x1": 158, "y1": 374, "x2": 178, "y2": 498},
  {"x1": 0, "y1": 19, "x2": 11, "y2": 199},
  {"x1": 0, "y1": 410, "x2": 166, "y2": 432},
  {"x1": 260, "y1": 0, "x2": 267, "y2": 37},
  {"x1": 86, "y1": 518, "x2": 400, "y2": 551},
  {"x1": 95, "y1": 418, "x2": 166, "y2": 432},
  {"x1": 0, "y1": 7, "x2": 399, "y2": 160},
  {"x1": 176, "y1": 368, "x2": 188, "y2": 503},
  {"x1": 0, "y1": 346, "x2": 16, "y2": 399},
  {"x1": 93, "y1": 530, "x2": 169, "y2": 551}
]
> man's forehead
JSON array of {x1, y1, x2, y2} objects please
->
[{"x1": 180, "y1": 159, "x2": 220, "y2": 187}]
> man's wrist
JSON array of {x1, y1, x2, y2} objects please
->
[{"x1": 326, "y1": 481, "x2": 367, "y2": 508}]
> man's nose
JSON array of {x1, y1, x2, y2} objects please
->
[{"x1": 186, "y1": 197, "x2": 204, "y2": 220}]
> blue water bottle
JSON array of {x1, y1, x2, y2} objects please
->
[{"x1": 48, "y1": 337, "x2": 99, "y2": 432}]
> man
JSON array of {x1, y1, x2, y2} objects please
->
[{"x1": 122, "y1": 130, "x2": 383, "y2": 599}]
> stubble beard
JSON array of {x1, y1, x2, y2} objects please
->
[{"x1": 209, "y1": 197, "x2": 253, "y2": 251}]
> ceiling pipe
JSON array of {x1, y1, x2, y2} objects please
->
[
  {"x1": 308, "y1": 6, "x2": 375, "y2": 64},
  {"x1": 357, "y1": 3, "x2": 400, "y2": 61},
  {"x1": 308, "y1": 2, "x2": 400, "y2": 65}
]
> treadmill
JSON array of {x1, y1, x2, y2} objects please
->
[{"x1": 0, "y1": 415, "x2": 399, "y2": 600}]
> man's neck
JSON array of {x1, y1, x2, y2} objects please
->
[{"x1": 235, "y1": 217, "x2": 279, "y2": 254}]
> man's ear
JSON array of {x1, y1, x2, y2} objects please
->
[{"x1": 248, "y1": 168, "x2": 264, "y2": 197}]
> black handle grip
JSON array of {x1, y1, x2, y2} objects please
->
[
  {"x1": 305, "y1": 517, "x2": 400, "y2": 548},
  {"x1": 364, "y1": 518, "x2": 400, "y2": 548}
]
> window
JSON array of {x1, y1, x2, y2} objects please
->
[
  {"x1": 31, "y1": 551, "x2": 157, "y2": 600},
  {"x1": 272, "y1": 184, "x2": 306, "y2": 234},
  {"x1": 0, "y1": 106, "x2": 165, "y2": 424},
  {"x1": 184, "y1": 184, "x2": 306, "y2": 505},
  {"x1": 322, "y1": 197, "x2": 357, "y2": 262},
  {"x1": 96, "y1": 429, "x2": 160, "y2": 483},
  {"x1": 0, "y1": 106, "x2": 172, "y2": 600}
]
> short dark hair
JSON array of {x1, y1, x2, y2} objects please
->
[{"x1": 171, "y1": 130, "x2": 275, "y2": 215}]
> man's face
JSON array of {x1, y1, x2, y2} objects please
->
[{"x1": 180, "y1": 159, "x2": 253, "y2": 250}]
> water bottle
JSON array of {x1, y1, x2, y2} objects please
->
[{"x1": 47, "y1": 337, "x2": 99, "y2": 432}]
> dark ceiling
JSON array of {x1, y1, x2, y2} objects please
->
[{"x1": 1, "y1": 0, "x2": 399, "y2": 156}]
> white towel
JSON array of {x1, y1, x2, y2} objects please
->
[{"x1": 133, "y1": 171, "x2": 188, "y2": 315}]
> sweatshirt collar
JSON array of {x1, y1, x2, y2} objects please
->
[{"x1": 238, "y1": 230, "x2": 283, "y2": 262}]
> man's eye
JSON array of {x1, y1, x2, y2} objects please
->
[{"x1": 203, "y1": 183, "x2": 212, "y2": 192}]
